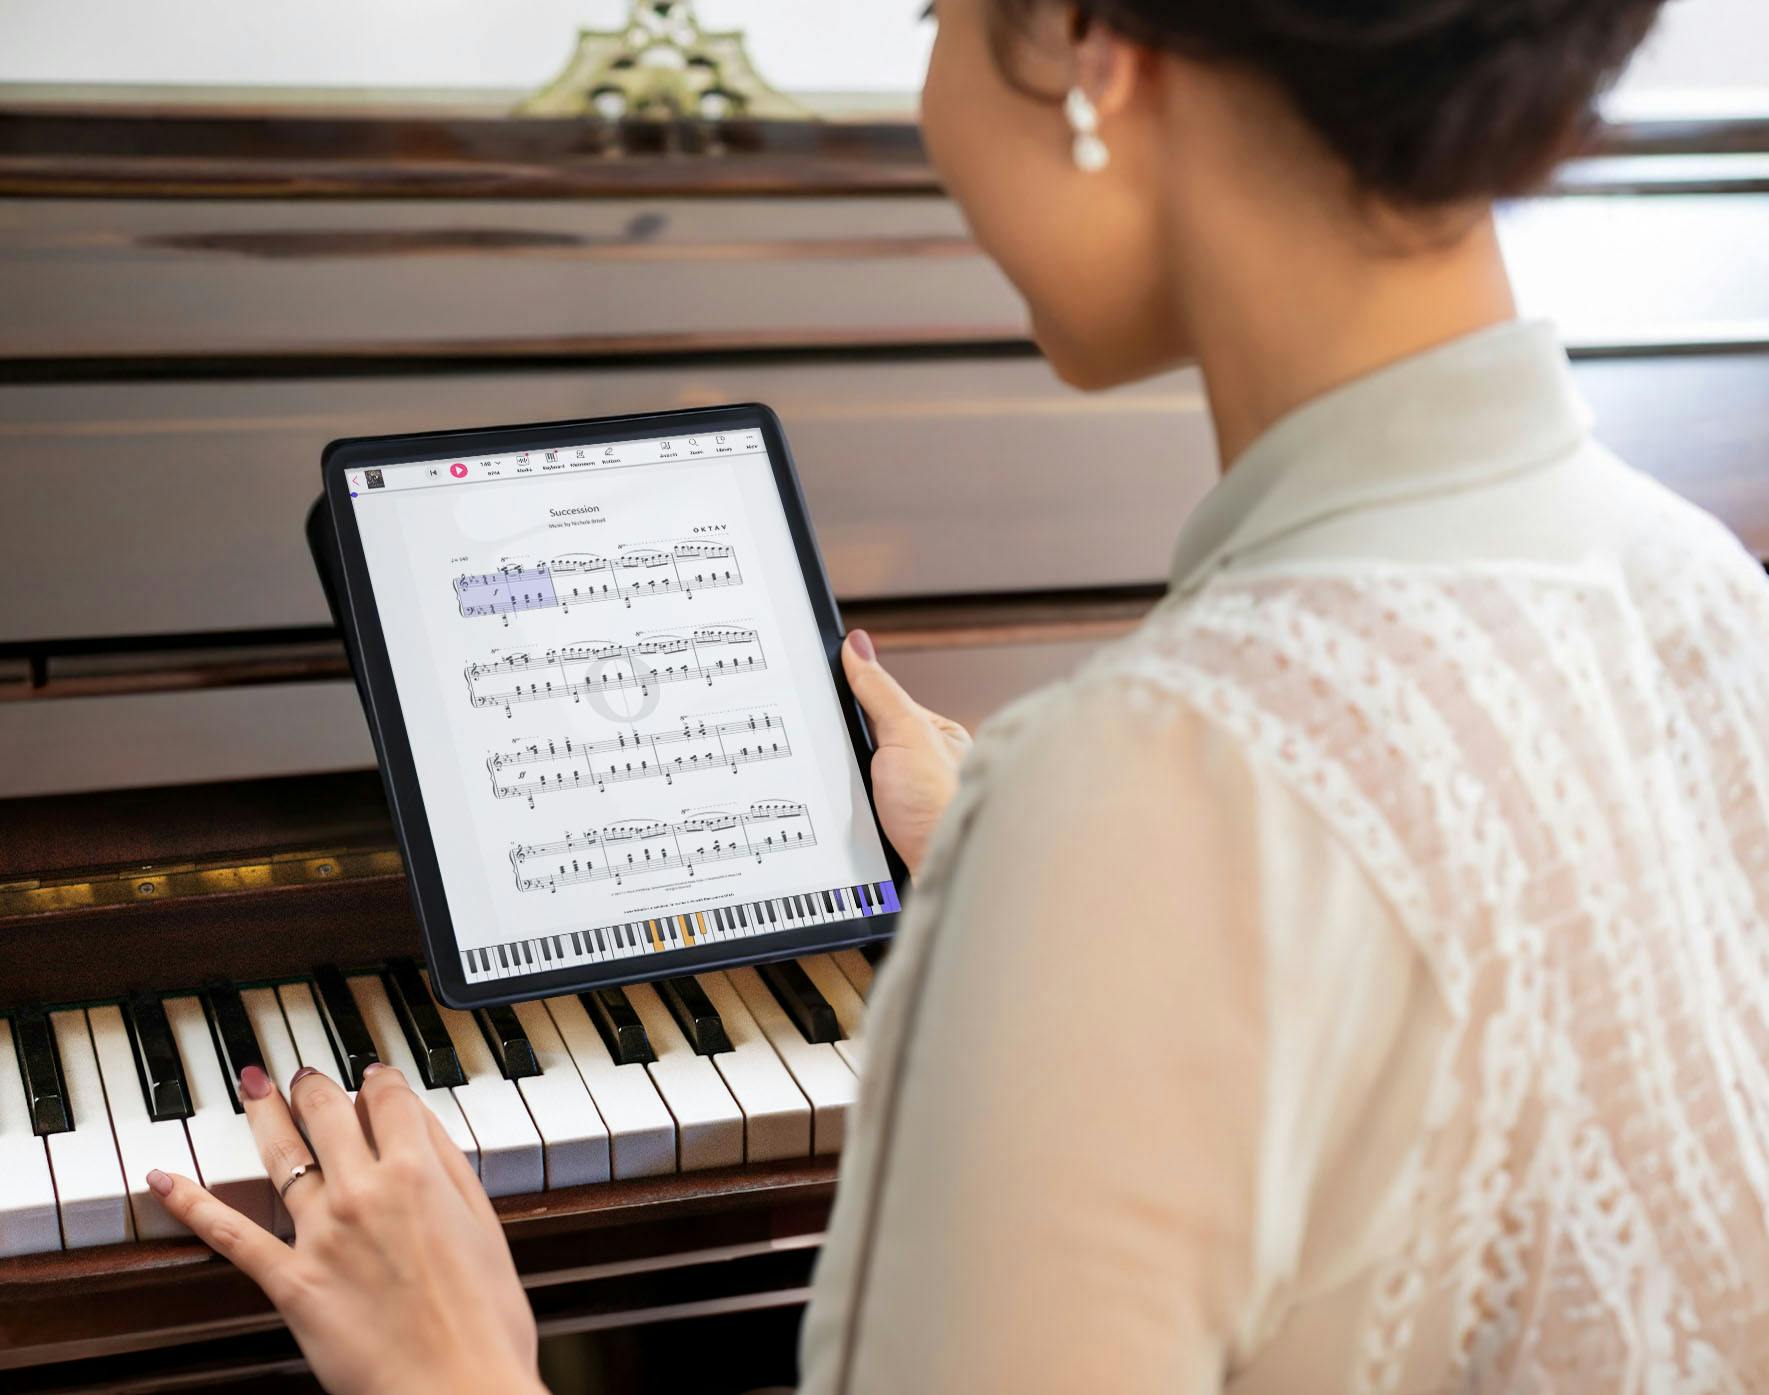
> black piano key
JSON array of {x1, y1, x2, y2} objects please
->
[
  {"x1": 580, "y1": 987, "x2": 656, "y2": 1066},
  {"x1": 521, "y1": 941, "x2": 534, "y2": 966},
  {"x1": 736, "y1": 904, "x2": 748, "y2": 927},
  {"x1": 124, "y1": 992, "x2": 193, "y2": 1122},
  {"x1": 201, "y1": 981, "x2": 265, "y2": 1113},
  {"x1": 311, "y1": 964, "x2": 382, "y2": 1089},
  {"x1": 476, "y1": 1004, "x2": 541, "y2": 1080},
  {"x1": 497, "y1": 945, "x2": 511, "y2": 969},
  {"x1": 822, "y1": 890, "x2": 835, "y2": 914},
  {"x1": 659, "y1": 977, "x2": 733, "y2": 1056},
  {"x1": 11, "y1": 1007, "x2": 71, "y2": 1136},
  {"x1": 759, "y1": 960, "x2": 842, "y2": 1044},
  {"x1": 384, "y1": 958, "x2": 466, "y2": 1090}
]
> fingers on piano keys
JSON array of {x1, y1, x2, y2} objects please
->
[{"x1": 0, "y1": 949, "x2": 882, "y2": 1257}]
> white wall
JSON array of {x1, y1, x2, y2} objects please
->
[
  {"x1": 0, "y1": 1, "x2": 935, "y2": 93},
  {"x1": 0, "y1": 0, "x2": 1759, "y2": 105}
]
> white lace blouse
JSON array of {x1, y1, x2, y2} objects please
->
[{"x1": 797, "y1": 320, "x2": 1769, "y2": 1394}]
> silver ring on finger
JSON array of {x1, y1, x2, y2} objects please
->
[{"x1": 279, "y1": 1161, "x2": 322, "y2": 1200}]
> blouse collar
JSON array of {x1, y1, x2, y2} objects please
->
[{"x1": 1168, "y1": 319, "x2": 1592, "y2": 597}]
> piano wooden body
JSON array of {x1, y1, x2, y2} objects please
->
[{"x1": 1, "y1": 101, "x2": 1766, "y2": 1391}]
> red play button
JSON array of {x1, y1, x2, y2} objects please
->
[{"x1": 449, "y1": 462, "x2": 469, "y2": 478}]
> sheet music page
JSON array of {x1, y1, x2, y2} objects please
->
[{"x1": 346, "y1": 423, "x2": 896, "y2": 989}]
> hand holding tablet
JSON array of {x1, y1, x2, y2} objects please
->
[{"x1": 318, "y1": 406, "x2": 906, "y2": 1008}]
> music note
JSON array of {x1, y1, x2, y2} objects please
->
[
  {"x1": 508, "y1": 800, "x2": 816, "y2": 893},
  {"x1": 453, "y1": 541, "x2": 743, "y2": 622},
  {"x1": 462, "y1": 627, "x2": 767, "y2": 714},
  {"x1": 486, "y1": 710, "x2": 791, "y2": 805}
]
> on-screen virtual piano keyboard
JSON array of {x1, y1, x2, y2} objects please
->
[
  {"x1": 0, "y1": 948, "x2": 883, "y2": 1257},
  {"x1": 461, "y1": 880, "x2": 900, "y2": 983}
]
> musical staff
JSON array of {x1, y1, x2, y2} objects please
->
[
  {"x1": 464, "y1": 626, "x2": 767, "y2": 712},
  {"x1": 488, "y1": 711, "x2": 791, "y2": 804},
  {"x1": 509, "y1": 799, "x2": 817, "y2": 893},
  {"x1": 454, "y1": 542, "x2": 741, "y2": 621}
]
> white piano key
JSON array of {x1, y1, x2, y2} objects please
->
[
  {"x1": 163, "y1": 996, "x2": 275, "y2": 1231},
  {"x1": 693, "y1": 973, "x2": 812, "y2": 1163},
  {"x1": 46, "y1": 1009, "x2": 130, "y2": 1248},
  {"x1": 0, "y1": 1019, "x2": 62, "y2": 1256},
  {"x1": 240, "y1": 987, "x2": 303, "y2": 1237},
  {"x1": 345, "y1": 975, "x2": 480, "y2": 1173},
  {"x1": 509, "y1": 1000, "x2": 611, "y2": 1189},
  {"x1": 621, "y1": 983, "x2": 743, "y2": 1172},
  {"x1": 830, "y1": 948, "x2": 875, "y2": 1001},
  {"x1": 418, "y1": 972, "x2": 543, "y2": 1198},
  {"x1": 725, "y1": 966, "x2": 857, "y2": 1156},
  {"x1": 87, "y1": 1004, "x2": 197, "y2": 1241},
  {"x1": 797, "y1": 956, "x2": 868, "y2": 1076},
  {"x1": 274, "y1": 981, "x2": 347, "y2": 1083},
  {"x1": 542, "y1": 994, "x2": 675, "y2": 1180},
  {"x1": 241, "y1": 988, "x2": 304, "y2": 1088}
]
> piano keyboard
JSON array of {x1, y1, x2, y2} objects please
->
[
  {"x1": 460, "y1": 879, "x2": 901, "y2": 984},
  {"x1": 0, "y1": 948, "x2": 884, "y2": 1257}
]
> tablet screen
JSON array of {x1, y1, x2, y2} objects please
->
[{"x1": 343, "y1": 419, "x2": 899, "y2": 996}]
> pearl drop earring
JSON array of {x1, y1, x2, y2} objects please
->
[{"x1": 1064, "y1": 86, "x2": 1110, "y2": 173}]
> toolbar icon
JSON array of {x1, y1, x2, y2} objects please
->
[{"x1": 449, "y1": 462, "x2": 469, "y2": 479}]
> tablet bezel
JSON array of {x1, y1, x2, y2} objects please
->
[{"x1": 321, "y1": 403, "x2": 907, "y2": 1009}]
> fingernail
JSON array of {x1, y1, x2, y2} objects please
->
[
  {"x1": 146, "y1": 1169, "x2": 173, "y2": 1197},
  {"x1": 289, "y1": 1065, "x2": 319, "y2": 1092},
  {"x1": 362, "y1": 1061, "x2": 387, "y2": 1077},
  {"x1": 849, "y1": 629, "x2": 875, "y2": 663},
  {"x1": 239, "y1": 1064, "x2": 272, "y2": 1100}
]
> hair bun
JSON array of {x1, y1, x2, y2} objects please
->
[{"x1": 997, "y1": 0, "x2": 1667, "y2": 204}]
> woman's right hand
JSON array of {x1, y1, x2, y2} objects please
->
[
  {"x1": 150, "y1": 1064, "x2": 544, "y2": 1395},
  {"x1": 843, "y1": 630, "x2": 971, "y2": 877}
]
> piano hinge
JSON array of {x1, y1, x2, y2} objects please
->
[{"x1": 0, "y1": 845, "x2": 405, "y2": 919}]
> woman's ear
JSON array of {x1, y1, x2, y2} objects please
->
[{"x1": 1071, "y1": 14, "x2": 1141, "y2": 121}]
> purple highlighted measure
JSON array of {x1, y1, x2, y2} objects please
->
[{"x1": 454, "y1": 564, "x2": 558, "y2": 619}]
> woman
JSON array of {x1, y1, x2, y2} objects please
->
[{"x1": 148, "y1": 0, "x2": 1769, "y2": 1390}]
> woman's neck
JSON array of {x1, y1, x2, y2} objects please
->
[
  {"x1": 1186, "y1": 212, "x2": 1519, "y2": 469},
  {"x1": 1156, "y1": 72, "x2": 1521, "y2": 469}
]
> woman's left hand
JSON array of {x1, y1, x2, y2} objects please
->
[{"x1": 149, "y1": 1062, "x2": 545, "y2": 1395}]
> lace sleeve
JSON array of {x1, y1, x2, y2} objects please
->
[{"x1": 798, "y1": 673, "x2": 1440, "y2": 1394}]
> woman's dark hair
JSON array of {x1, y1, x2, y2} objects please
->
[{"x1": 987, "y1": 0, "x2": 1668, "y2": 205}]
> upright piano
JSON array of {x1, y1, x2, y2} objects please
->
[{"x1": 1, "y1": 92, "x2": 1766, "y2": 1391}]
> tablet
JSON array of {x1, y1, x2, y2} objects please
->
[{"x1": 320, "y1": 404, "x2": 906, "y2": 1009}]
